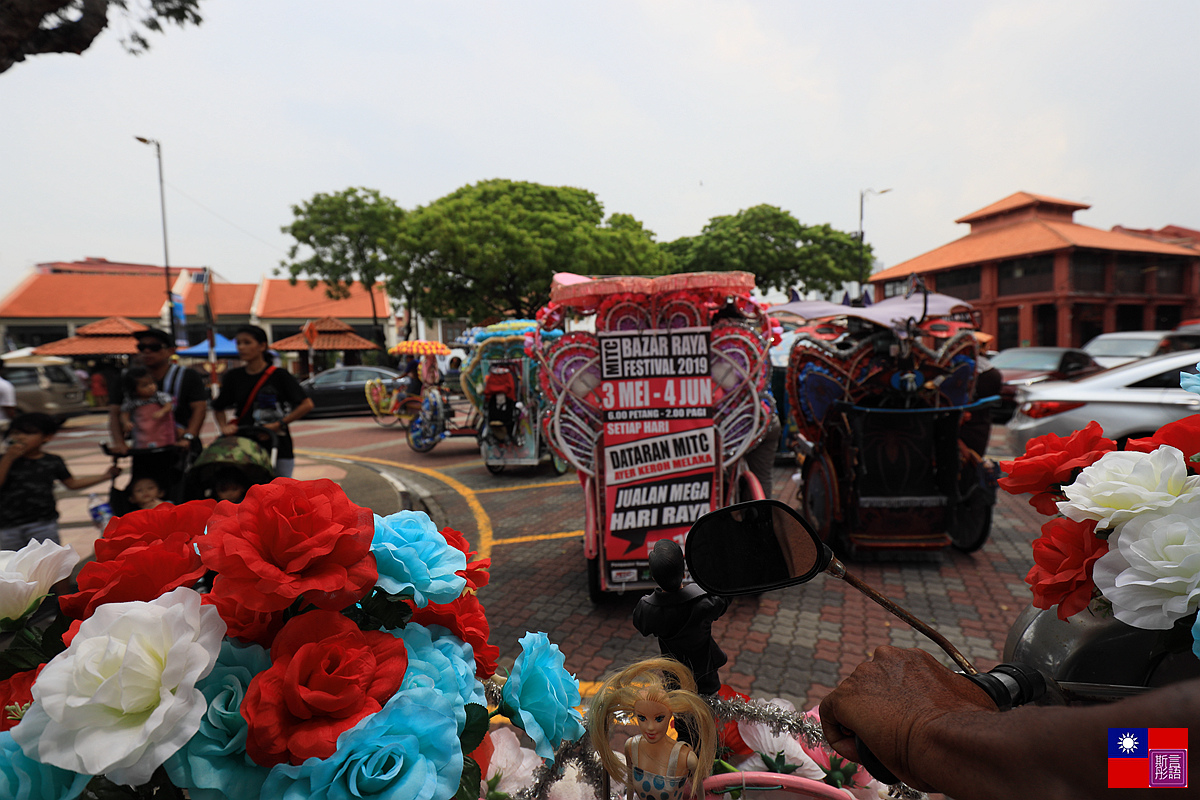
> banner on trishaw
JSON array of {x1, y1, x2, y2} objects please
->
[{"x1": 598, "y1": 326, "x2": 716, "y2": 578}]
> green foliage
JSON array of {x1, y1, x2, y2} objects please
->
[
  {"x1": 758, "y1": 749, "x2": 801, "y2": 775},
  {"x1": 345, "y1": 587, "x2": 416, "y2": 632},
  {"x1": 396, "y1": 179, "x2": 668, "y2": 321},
  {"x1": 665, "y1": 204, "x2": 866, "y2": 296},
  {"x1": 460, "y1": 703, "x2": 491, "y2": 755},
  {"x1": 455, "y1": 755, "x2": 484, "y2": 800}
]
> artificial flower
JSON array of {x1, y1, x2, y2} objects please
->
[
  {"x1": 372, "y1": 510, "x2": 467, "y2": 606},
  {"x1": 0, "y1": 665, "x2": 44, "y2": 733},
  {"x1": 0, "y1": 539, "x2": 78, "y2": 629},
  {"x1": 735, "y1": 697, "x2": 826, "y2": 782},
  {"x1": 164, "y1": 640, "x2": 272, "y2": 800},
  {"x1": 0, "y1": 729, "x2": 89, "y2": 800},
  {"x1": 411, "y1": 591, "x2": 500, "y2": 678},
  {"x1": 198, "y1": 478, "x2": 377, "y2": 613},
  {"x1": 1181, "y1": 363, "x2": 1200, "y2": 395},
  {"x1": 12, "y1": 587, "x2": 225, "y2": 787},
  {"x1": 501, "y1": 631, "x2": 585, "y2": 759},
  {"x1": 59, "y1": 529, "x2": 207, "y2": 620},
  {"x1": 799, "y1": 707, "x2": 888, "y2": 799},
  {"x1": 392, "y1": 621, "x2": 483, "y2": 731},
  {"x1": 259, "y1": 684, "x2": 463, "y2": 800},
  {"x1": 1058, "y1": 446, "x2": 1200, "y2": 531},
  {"x1": 200, "y1": 591, "x2": 286, "y2": 648},
  {"x1": 92, "y1": 499, "x2": 217, "y2": 561},
  {"x1": 715, "y1": 685, "x2": 754, "y2": 758},
  {"x1": 1125, "y1": 416, "x2": 1200, "y2": 471},
  {"x1": 1091, "y1": 508, "x2": 1200, "y2": 630},
  {"x1": 440, "y1": 525, "x2": 492, "y2": 592},
  {"x1": 998, "y1": 421, "x2": 1116, "y2": 514},
  {"x1": 482, "y1": 726, "x2": 541, "y2": 797},
  {"x1": 241, "y1": 610, "x2": 409, "y2": 767},
  {"x1": 1025, "y1": 516, "x2": 1108, "y2": 620}
]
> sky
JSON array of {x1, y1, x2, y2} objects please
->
[{"x1": 3, "y1": 0, "x2": 1199, "y2": 304}]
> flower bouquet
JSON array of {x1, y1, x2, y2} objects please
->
[
  {"x1": 999, "y1": 360, "x2": 1200, "y2": 659},
  {"x1": 0, "y1": 478, "x2": 586, "y2": 800}
]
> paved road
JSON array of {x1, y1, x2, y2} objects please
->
[{"x1": 49, "y1": 411, "x2": 1044, "y2": 713}]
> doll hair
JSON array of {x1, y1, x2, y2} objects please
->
[{"x1": 587, "y1": 657, "x2": 716, "y2": 797}]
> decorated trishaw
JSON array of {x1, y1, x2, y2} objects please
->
[
  {"x1": 780, "y1": 285, "x2": 998, "y2": 556},
  {"x1": 533, "y1": 271, "x2": 774, "y2": 600},
  {"x1": 460, "y1": 320, "x2": 568, "y2": 475}
]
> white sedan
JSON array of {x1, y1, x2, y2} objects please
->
[{"x1": 1007, "y1": 349, "x2": 1200, "y2": 452}]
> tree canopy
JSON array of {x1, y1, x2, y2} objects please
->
[
  {"x1": 0, "y1": 0, "x2": 202, "y2": 74},
  {"x1": 396, "y1": 179, "x2": 669, "y2": 321},
  {"x1": 279, "y1": 187, "x2": 406, "y2": 345},
  {"x1": 665, "y1": 204, "x2": 867, "y2": 297}
]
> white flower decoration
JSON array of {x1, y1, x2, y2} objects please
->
[
  {"x1": 1057, "y1": 447, "x2": 1200, "y2": 532},
  {"x1": 1092, "y1": 508, "x2": 1200, "y2": 629},
  {"x1": 12, "y1": 587, "x2": 226, "y2": 787},
  {"x1": 482, "y1": 727, "x2": 541, "y2": 796},
  {"x1": 0, "y1": 539, "x2": 79, "y2": 627},
  {"x1": 735, "y1": 697, "x2": 827, "y2": 782}
]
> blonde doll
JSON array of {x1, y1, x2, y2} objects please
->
[{"x1": 588, "y1": 657, "x2": 717, "y2": 800}]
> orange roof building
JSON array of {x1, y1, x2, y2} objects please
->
[{"x1": 868, "y1": 193, "x2": 1200, "y2": 349}]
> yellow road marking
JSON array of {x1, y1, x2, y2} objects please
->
[
  {"x1": 296, "y1": 449, "x2": 495, "y2": 559},
  {"x1": 474, "y1": 479, "x2": 579, "y2": 495},
  {"x1": 494, "y1": 530, "x2": 583, "y2": 546}
]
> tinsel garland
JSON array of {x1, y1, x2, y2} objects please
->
[{"x1": 485, "y1": 680, "x2": 927, "y2": 800}]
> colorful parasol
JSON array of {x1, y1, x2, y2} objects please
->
[{"x1": 388, "y1": 339, "x2": 452, "y2": 356}]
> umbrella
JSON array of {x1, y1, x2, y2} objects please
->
[{"x1": 389, "y1": 340, "x2": 451, "y2": 356}]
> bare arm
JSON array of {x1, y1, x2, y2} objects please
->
[
  {"x1": 184, "y1": 399, "x2": 206, "y2": 437},
  {"x1": 107, "y1": 404, "x2": 128, "y2": 455},
  {"x1": 62, "y1": 464, "x2": 120, "y2": 491},
  {"x1": 0, "y1": 444, "x2": 24, "y2": 487},
  {"x1": 155, "y1": 399, "x2": 173, "y2": 419},
  {"x1": 820, "y1": 646, "x2": 1200, "y2": 800}
]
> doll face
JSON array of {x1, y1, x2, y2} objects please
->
[{"x1": 633, "y1": 698, "x2": 672, "y2": 744}]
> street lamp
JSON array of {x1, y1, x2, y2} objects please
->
[
  {"x1": 857, "y1": 187, "x2": 892, "y2": 305},
  {"x1": 135, "y1": 136, "x2": 175, "y2": 343}
]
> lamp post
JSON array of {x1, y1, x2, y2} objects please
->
[
  {"x1": 135, "y1": 136, "x2": 175, "y2": 343},
  {"x1": 857, "y1": 187, "x2": 892, "y2": 305}
]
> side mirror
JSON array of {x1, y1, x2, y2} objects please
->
[{"x1": 684, "y1": 500, "x2": 832, "y2": 596}]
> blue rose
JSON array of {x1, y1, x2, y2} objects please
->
[
  {"x1": 501, "y1": 631, "x2": 585, "y2": 759},
  {"x1": 260, "y1": 685, "x2": 462, "y2": 800},
  {"x1": 1192, "y1": 613, "x2": 1199, "y2": 659},
  {"x1": 1182, "y1": 364, "x2": 1200, "y2": 395},
  {"x1": 391, "y1": 621, "x2": 482, "y2": 731},
  {"x1": 372, "y1": 511, "x2": 467, "y2": 606},
  {"x1": 164, "y1": 639, "x2": 272, "y2": 800},
  {"x1": 0, "y1": 730, "x2": 89, "y2": 800}
]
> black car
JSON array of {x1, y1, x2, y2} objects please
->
[
  {"x1": 300, "y1": 366, "x2": 405, "y2": 417},
  {"x1": 990, "y1": 347, "x2": 1104, "y2": 422}
]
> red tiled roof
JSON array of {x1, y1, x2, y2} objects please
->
[
  {"x1": 179, "y1": 281, "x2": 257, "y2": 316},
  {"x1": 0, "y1": 274, "x2": 171, "y2": 319},
  {"x1": 272, "y1": 330, "x2": 379, "y2": 351},
  {"x1": 255, "y1": 279, "x2": 390, "y2": 320},
  {"x1": 37, "y1": 257, "x2": 192, "y2": 277},
  {"x1": 35, "y1": 336, "x2": 142, "y2": 356},
  {"x1": 75, "y1": 317, "x2": 148, "y2": 335},
  {"x1": 954, "y1": 191, "x2": 1089, "y2": 224},
  {"x1": 313, "y1": 316, "x2": 354, "y2": 331}
]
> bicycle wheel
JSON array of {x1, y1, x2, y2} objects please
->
[
  {"x1": 396, "y1": 396, "x2": 423, "y2": 426},
  {"x1": 372, "y1": 394, "x2": 402, "y2": 428},
  {"x1": 406, "y1": 412, "x2": 440, "y2": 453}
]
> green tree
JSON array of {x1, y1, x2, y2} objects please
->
[
  {"x1": 280, "y1": 187, "x2": 406, "y2": 347},
  {"x1": 1, "y1": 0, "x2": 203, "y2": 74},
  {"x1": 396, "y1": 179, "x2": 668, "y2": 321},
  {"x1": 666, "y1": 204, "x2": 866, "y2": 297}
]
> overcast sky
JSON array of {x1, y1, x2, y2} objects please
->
[{"x1": 2, "y1": 0, "x2": 1198, "y2": 304}]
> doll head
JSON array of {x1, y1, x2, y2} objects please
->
[{"x1": 587, "y1": 657, "x2": 717, "y2": 796}]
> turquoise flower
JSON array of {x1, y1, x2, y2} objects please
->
[
  {"x1": 1192, "y1": 613, "x2": 1200, "y2": 659},
  {"x1": 391, "y1": 622, "x2": 481, "y2": 731},
  {"x1": 164, "y1": 639, "x2": 272, "y2": 800},
  {"x1": 260, "y1": 685, "x2": 462, "y2": 800},
  {"x1": 0, "y1": 730, "x2": 89, "y2": 800},
  {"x1": 501, "y1": 631, "x2": 585, "y2": 759},
  {"x1": 372, "y1": 511, "x2": 466, "y2": 606},
  {"x1": 1182, "y1": 364, "x2": 1200, "y2": 395}
]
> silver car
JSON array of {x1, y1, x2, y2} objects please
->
[{"x1": 1007, "y1": 349, "x2": 1200, "y2": 452}]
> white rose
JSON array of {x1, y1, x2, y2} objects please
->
[
  {"x1": 735, "y1": 698, "x2": 827, "y2": 782},
  {"x1": 12, "y1": 586, "x2": 225, "y2": 787},
  {"x1": 0, "y1": 539, "x2": 79, "y2": 627},
  {"x1": 482, "y1": 726, "x2": 541, "y2": 796},
  {"x1": 1057, "y1": 447, "x2": 1200, "y2": 531},
  {"x1": 1092, "y1": 509, "x2": 1200, "y2": 629}
]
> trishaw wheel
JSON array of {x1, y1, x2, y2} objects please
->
[
  {"x1": 397, "y1": 397, "x2": 423, "y2": 426},
  {"x1": 950, "y1": 479, "x2": 995, "y2": 554},
  {"x1": 551, "y1": 451, "x2": 570, "y2": 475},
  {"x1": 587, "y1": 556, "x2": 604, "y2": 604},
  {"x1": 405, "y1": 415, "x2": 439, "y2": 453},
  {"x1": 372, "y1": 410, "x2": 400, "y2": 427},
  {"x1": 485, "y1": 462, "x2": 505, "y2": 475},
  {"x1": 802, "y1": 453, "x2": 840, "y2": 548}
]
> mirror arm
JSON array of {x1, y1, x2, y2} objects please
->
[{"x1": 836, "y1": 564, "x2": 978, "y2": 676}]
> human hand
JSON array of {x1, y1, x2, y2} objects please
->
[
  {"x1": 173, "y1": 438, "x2": 192, "y2": 449},
  {"x1": 262, "y1": 421, "x2": 283, "y2": 432},
  {"x1": 3, "y1": 440, "x2": 28, "y2": 459},
  {"x1": 108, "y1": 441, "x2": 130, "y2": 456},
  {"x1": 106, "y1": 465, "x2": 122, "y2": 479},
  {"x1": 818, "y1": 646, "x2": 994, "y2": 789},
  {"x1": 221, "y1": 423, "x2": 239, "y2": 436}
]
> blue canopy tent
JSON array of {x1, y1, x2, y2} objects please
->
[{"x1": 178, "y1": 333, "x2": 239, "y2": 358}]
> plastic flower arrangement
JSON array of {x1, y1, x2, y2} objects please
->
[
  {"x1": 999, "y1": 360, "x2": 1200, "y2": 658},
  {"x1": 0, "y1": 477, "x2": 585, "y2": 800}
]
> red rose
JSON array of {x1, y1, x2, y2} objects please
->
[
  {"x1": 0, "y1": 665, "x2": 44, "y2": 732},
  {"x1": 59, "y1": 530, "x2": 208, "y2": 620},
  {"x1": 440, "y1": 526, "x2": 491, "y2": 591},
  {"x1": 1025, "y1": 516, "x2": 1107, "y2": 620},
  {"x1": 715, "y1": 685, "x2": 753, "y2": 757},
  {"x1": 999, "y1": 421, "x2": 1117, "y2": 513},
  {"x1": 94, "y1": 499, "x2": 217, "y2": 561},
  {"x1": 197, "y1": 478, "x2": 377, "y2": 613},
  {"x1": 410, "y1": 592, "x2": 499, "y2": 678},
  {"x1": 201, "y1": 592, "x2": 286, "y2": 648},
  {"x1": 241, "y1": 610, "x2": 408, "y2": 766},
  {"x1": 1126, "y1": 416, "x2": 1200, "y2": 472}
]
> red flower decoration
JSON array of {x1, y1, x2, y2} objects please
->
[
  {"x1": 410, "y1": 592, "x2": 499, "y2": 678},
  {"x1": 93, "y1": 499, "x2": 217, "y2": 562},
  {"x1": 241, "y1": 610, "x2": 409, "y2": 766},
  {"x1": 999, "y1": 421, "x2": 1117, "y2": 514},
  {"x1": 201, "y1": 592, "x2": 286, "y2": 648},
  {"x1": 440, "y1": 526, "x2": 491, "y2": 592},
  {"x1": 59, "y1": 530, "x2": 208, "y2": 620},
  {"x1": 1025, "y1": 516, "x2": 1108, "y2": 620},
  {"x1": 198, "y1": 478, "x2": 376, "y2": 613},
  {"x1": 715, "y1": 685, "x2": 753, "y2": 757},
  {"x1": 1126, "y1": 416, "x2": 1200, "y2": 472},
  {"x1": 0, "y1": 664, "x2": 45, "y2": 732}
]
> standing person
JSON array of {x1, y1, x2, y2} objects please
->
[
  {"x1": 0, "y1": 413, "x2": 120, "y2": 550},
  {"x1": 211, "y1": 325, "x2": 314, "y2": 479},
  {"x1": 0, "y1": 363, "x2": 16, "y2": 425},
  {"x1": 107, "y1": 328, "x2": 207, "y2": 455},
  {"x1": 119, "y1": 366, "x2": 176, "y2": 449}
]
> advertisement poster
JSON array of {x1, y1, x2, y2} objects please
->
[{"x1": 598, "y1": 327, "x2": 715, "y2": 585}]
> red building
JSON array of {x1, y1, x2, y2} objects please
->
[{"x1": 868, "y1": 192, "x2": 1200, "y2": 350}]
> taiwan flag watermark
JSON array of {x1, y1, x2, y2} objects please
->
[{"x1": 1108, "y1": 728, "x2": 1188, "y2": 789}]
